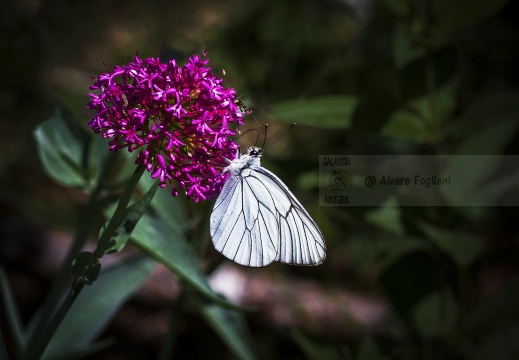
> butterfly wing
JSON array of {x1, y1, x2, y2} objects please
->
[
  {"x1": 210, "y1": 165, "x2": 326, "y2": 267},
  {"x1": 210, "y1": 170, "x2": 279, "y2": 267},
  {"x1": 252, "y1": 166, "x2": 326, "y2": 266}
]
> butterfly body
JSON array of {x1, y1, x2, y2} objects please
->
[{"x1": 210, "y1": 147, "x2": 326, "y2": 267}]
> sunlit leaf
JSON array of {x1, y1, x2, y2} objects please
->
[
  {"x1": 43, "y1": 256, "x2": 156, "y2": 359},
  {"x1": 130, "y1": 213, "x2": 234, "y2": 308},
  {"x1": 34, "y1": 107, "x2": 91, "y2": 188},
  {"x1": 273, "y1": 95, "x2": 358, "y2": 129}
]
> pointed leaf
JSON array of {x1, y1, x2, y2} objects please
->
[
  {"x1": 43, "y1": 256, "x2": 156, "y2": 359},
  {"x1": 419, "y1": 222, "x2": 482, "y2": 267},
  {"x1": 102, "y1": 181, "x2": 159, "y2": 254},
  {"x1": 412, "y1": 287, "x2": 459, "y2": 337},
  {"x1": 34, "y1": 107, "x2": 89, "y2": 188},
  {"x1": 130, "y1": 213, "x2": 230, "y2": 307},
  {"x1": 0, "y1": 267, "x2": 25, "y2": 352}
]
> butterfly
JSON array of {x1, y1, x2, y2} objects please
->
[{"x1": 210, "y1": 146, "x2": 326, "y2": 267}]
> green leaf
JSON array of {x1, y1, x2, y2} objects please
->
[
  {"x1": 418, "y1": 222, "x2": 482, "y2": 267},
  {"x1": 433, "y1": 0, "x2": 510, "y2": 41},
  {"x1": 191, "y1": 296, "x2": 257, "y2": 360},
  {"x1": 34, "y1": 107, "x2": 92, "y2": 188},
  {"x1": 129, "y1": 213, "x2": 231, "y2": 307},
  {"x1": 70, "y1": 252, "x2": 101, "y2": 285},
  {"x1": 102, "y1": 180, "x2": 159, "y2": 254},
  {"x1": 364, "y1": 198, "x2": 405, "y2": 236},
  {"x1": 412, "y1": 287, "x2": 459, "y2": 337},
  {"x1": 43, "y1": 256, "x2": 156, "y2": 359},
  {"x1": 138, "y1": 174, "x2": 186, "y2": 234},
  {"x1": 356, "y1": 336, "x2": 386, "y2": 360},
  {"x1": 392, "y1": 23, "x2": 423, "y2": 69},
  {"x1": 273, "y1": 95, "x2": 358, "y2": 129},
  {"x1": 291, "y1": 328, "x2": 343, "y2": 360},
  {"x1": 0, "y1": 267, "x2": 25, "y2": 352}
]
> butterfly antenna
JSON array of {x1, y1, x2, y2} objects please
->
[
  {"x1": 261, "y1": 124, "x2": 268, "y2": 150},
  {"x1": 262, "y1": 123, "x2": 296, "y2": 151}
]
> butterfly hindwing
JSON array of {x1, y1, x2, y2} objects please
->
[{"x1": 252, "y1": 167, "x2": 326, "y2": 266}]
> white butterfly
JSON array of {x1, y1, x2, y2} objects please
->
[{"x1": 210, "y1": 146, "x2": 326, "y2": 267}]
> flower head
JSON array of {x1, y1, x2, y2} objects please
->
[{"x1": 87, "y1": 51, "x2": 245, "y2": 201}]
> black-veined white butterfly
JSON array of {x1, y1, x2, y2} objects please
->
[{"x1": 210, "y1": 146, "x2": 326, "y2": 267}]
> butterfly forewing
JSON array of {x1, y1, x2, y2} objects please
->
[{"x1": 210, "y1": 171, "x2": 278, "y2": 267}]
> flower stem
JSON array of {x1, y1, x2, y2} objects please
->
[
  {"x1": 22, "y1": 152, "x2": 115, "y2": 356},
  {"x1": 22, "y1": 162, "x2": 146, "y2": 360}
]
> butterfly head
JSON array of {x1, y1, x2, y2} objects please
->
[{"x1": 246, "y1": 146, "x2": 263, "y2": 158}]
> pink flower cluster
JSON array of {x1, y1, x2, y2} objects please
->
[{"x1": 86, "y1": 51, "x2": 244, "y2": 201}]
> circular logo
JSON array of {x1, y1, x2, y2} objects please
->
[{"x1": 324, "y1": 169, "x2": 352, "y2": 194}]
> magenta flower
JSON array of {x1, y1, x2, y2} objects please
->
[{"x1": 86, "y1": 51, "x2": 245, "y2": 202}]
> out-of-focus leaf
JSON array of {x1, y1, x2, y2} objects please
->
[
  {"x1": 462, "y1": 276, "x2": 519, "y2": 339},
  {"x1": 0, "y1": 267, "x2": 25, "y2": 352},
  {"x1": 191, "y1": 296, "x2": 257, "y2": 360},
  {"x1": 392, "y1": 23, "x2": 422, "y2": 69},
  {"x1": 364, "y1": 198, "x2": 405, "y2": 236},
  {"x1": 130, "y1": 213, "x2": 231, "y2": 307},
  {"x1": 356, "y1": 336, "x2": 386, "y2": 360},
  {"x1": 380, "y1": 250, "x2": 439, "y2": 315},
  {"x1": 412, "y1": 287, "x2": 459, "y2": 337},
  {"x1": 433, "y1": 0, "x2": 510, "y2": 42},
  {"x1": 291, "y1": 328, "x2": 343, "y2": 360},
  {"x1": 381, "y1": 0, "x2": 410, "y2": 17},
  {"x1": 400, "y1": 48, "x2": 457, "y2": 100},
  {"x1": 381, "y1": 110, "x2": 428, "y2": 143},
  {"x1": 440, "y1": 121, "x2": 518, "y2": 207},
  {"x1": 43, "y1": 256, "x2": 156, "y2": 359},
  {"x1": 418, "y1": 222, "x2": 482, "y2": 267},
  {"x1": 273, "y1": 95, "x2": 358, "y2": 129},
  {"x1": 473, "y1": 322, "x2": 519, "y2": 360},
  {"x1": 102, "y1": 180, "x2": 159, "y2": 254},
  {"x1": 34, "y1": 107, "x2": 92, "y2": 188},
  {"x1": 383, "y1": 79, "x2": 457, "y2": 143}
]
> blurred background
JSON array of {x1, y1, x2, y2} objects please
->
[{"x1": 1, "y1": 0, "x2": 519, "y2": 359}]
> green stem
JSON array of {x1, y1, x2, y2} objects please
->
[
  {"x1": 22, "y1": 162, "x2": 145, "y2": 360},
  {"x1": 22, "y1": 280, "x2": 85, "y2": 360},
  {"x1": 94, "y1": 164, "x2": 146, "y2": 256},
  {"x1": 22, "y1": 173, "x2": 106, "y2": 354}
]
